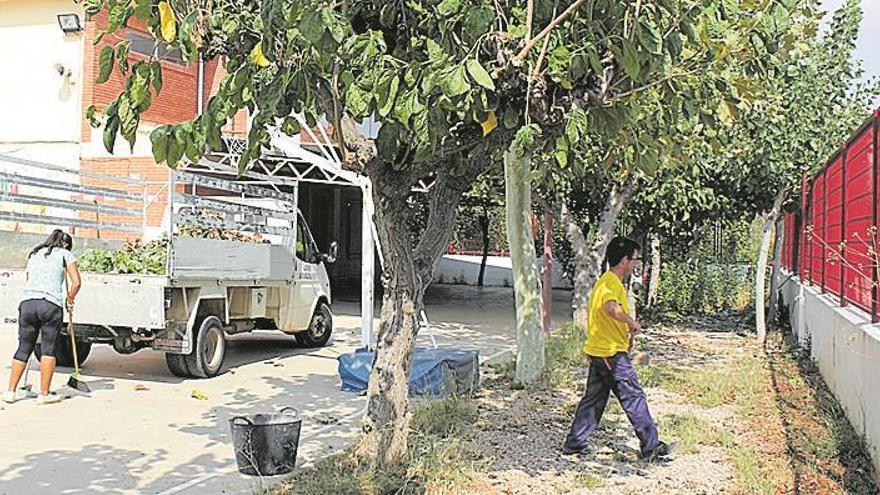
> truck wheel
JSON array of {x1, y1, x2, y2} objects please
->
[
  {"x1": 300, "y1": 303, "x2": 332, "y2": 348},
  {"x1": 184, "y1": 316, "x2": 226, "y2": 378},
  {"x1": 34, "y1": 339, "x2": 92, "y2": 368},
  {"x1": 165, "y1": 353, "x2": 191, "y2": 377}
]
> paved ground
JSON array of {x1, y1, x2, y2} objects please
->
[{"x1": 0, "y1": 285, "x2": 572, "y2": 494}]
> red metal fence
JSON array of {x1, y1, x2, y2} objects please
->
[{"x1": 781, "y1": 109, "x2": 880, "y2": 321}]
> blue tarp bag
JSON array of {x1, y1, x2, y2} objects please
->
[{"x1": 337, "y1": 347, "x2": 479, "y2": 397}]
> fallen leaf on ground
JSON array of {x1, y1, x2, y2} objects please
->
[
  {"x1": 313, "y1": 413, "x2": 340, "y2": 425},
  {"x1": 134, "y1": 384, "x2": 150, "y2": 391},
  {"x1": 191, "y1": 390, "x2": 208, "y2": 400}
]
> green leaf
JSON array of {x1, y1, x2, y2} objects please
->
[
  {"x1": 322, "y1": 10, "x2": 346, "y2": 43},
  {"x1": 666, "y1": 32, "x2": 683, "y2": 61},
  {"x1": 130, "y1": 63, "x2": 150, "y2": 104},
  {"x1": 103, "y1": 115, "x2": 119, "y2": 153},
  {"x1": 178, "y1": 11, "x2": 199, "y2": 63},
  {"x1": 281, "y1": 117, "x2": 301, "y2": 135},
  {"x1": 116, "y1": 41, "x2": 131, "y2": 74},
  {"x1": 717, "y1": 99, "x2": 737, "y2": 124},
  {"x1": 555, "y1": 137, "x2": 568, "y2": 167},
  {"x1": 548, "y1": 46, "x2": 572, "y2": 84},
  {"x1": 566, "y1": 107, "x2": 588, "y2": 143},
  {"x1": 437, "y1": 0, "x2": 461, "y2": 16},
  {"x1": 85, "y1": 105, "x2": 100, "y2": 128},
  {"x1": 587, "y1": 45, "x2": 602, "y2": 75},
  {"x1": 379, "y1": 4, "x2": 396, "y2": 27},
  {"x1": 107, "y1": 4, "x2": 128, "y2": 34},
  {"x1": 83, "y1": 0, "x2": 103, "y2": 16},
  {"x1": 426, "y1": 39, "x2": 447, "y2": 64},
  {"x1": 444, "y1": 66, "x2": 470, "y2": 97},
  {"x1": 96, "y1": 46, "x2": 115, "y2": 84},
  {"x1": 377, "y1": 74, "x2": 400, "y2": 118},
  {"x1": 133, "y1": 0, "x2": 151, "y2": 20},
  {"x1": 298, "y1": 11, "x2": 325, "y2": 44},
  {"x1": 167, "y1": 125, "x2": 186, "y2": 167},
  {"x1": 185, "y1": 123, "x2": 205, "y2": 162},
  {"x1": 465, "y1": 59, "x2": 495, "y2": 90},
  {"x1": 462, "y1": 6, "x2": 494, "y2": 45},
  {"x1": 637, "y1": 20, "x2": 662, "y2": 54},
  {"x1": 150, "y1": 125, "x2": 170, "y2": 164},
  {"x1": 150, "y1": 61, "x2": 163, "y2": 93},
  {"x1": 502, "y1": 106, "x2": 520, "y2": 129},
  {"x1": 261, "y1": 0, "x2": 284, "y2": 42},
  {"x1": 617, "y1": 39, "x2": 640, "y2": 81},
  {"x1": 568, "y1": 53, "x2": 587, "y2": 81},
  {"x1": 375, "y1": 121, "x2": 400, "y2": 158},
  {"x1": 118, "y1": 95, "x2": 138, "y2": 151},
  {"x1": 345, "y1": 84, "x2": 369, "y2": 116}
]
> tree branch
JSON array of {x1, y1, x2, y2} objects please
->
[
  {"x1": 514, "y1": 0, "x2": 589, "y2": 63},
  {"x1": 529, "y1": 0, "x2": 559, "y2": 83},
  {"x1": 526, "y1": 0, "x2": 534, "y2": 42},
  {"x1": 610, "y1": 68, "x2": 702, "y2": 102}
]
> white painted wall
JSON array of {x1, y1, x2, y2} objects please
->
[
  {"x1": 780, "y1": 272, "x2": 880, "y2": 483},
  {"x1": 434, "y1": 254, "x2": 573, "y2": 289},
  {"x1": 0, "y1": 0, "x2": 85, "y2": 145}
]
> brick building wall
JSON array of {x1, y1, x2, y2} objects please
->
[{"x1": 75, "y1": 10, "x2": 248, "y2": 239}]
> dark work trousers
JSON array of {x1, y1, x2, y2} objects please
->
[
  {"x1": 14, "y1": 299, "x2": 63, "y2": 362},
  {"x1": 563, "y1": 352, "x2": 659, "y2": 456}
]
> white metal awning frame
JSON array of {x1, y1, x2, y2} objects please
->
[
  {"x1": 183, "y1": 116, "x2": 439, "y2": 349},
  {"x1": 189, "y1": 122, "x2": 383, "y2": 348}
]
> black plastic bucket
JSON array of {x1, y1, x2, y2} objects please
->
[{"x1": 229, "y1": 407, "x2": 302, "y2": 476}]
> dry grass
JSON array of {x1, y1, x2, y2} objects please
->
[
  {"x1": 270, "y1": 397, "x2": 486, "y2": 495},
  {"x1": 268, "y1": 314, "x2": 878, "y2": 495}
]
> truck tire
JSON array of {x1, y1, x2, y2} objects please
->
[
  {"x1": 34, "y1": 338, "x2": 92, "y2": 368},
  {"x1": 165, "y1": 353, "x2": 191, "y2": 377},
  {"x1": 299, "y1": 303, "x2": 332, "y2": 348},
  {"x1": 184, "y1": 316, "x2": 226, "y2": 378}
]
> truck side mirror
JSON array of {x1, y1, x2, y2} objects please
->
[{"x1": 322, "y1": 241, "x2": 338, "y2": 264}]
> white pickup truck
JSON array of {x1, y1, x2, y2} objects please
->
[{"x1": 0, "y1": 167, "x2": 338, "y2": 378}]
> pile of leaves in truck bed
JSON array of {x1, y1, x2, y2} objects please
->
[
  {"x1": 177, "y1": 210, "x2": 267, "y2": 243},
  {"x1": 78, "y1": 239, "x2": 168, "y2": 275},
  {"x1": 178, "y1": 224, "x2": 266, "y2": 243}
]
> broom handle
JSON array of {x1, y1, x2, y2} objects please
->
[
  {"x1": 68, "y1": 321, "x2": 80, "y2": 375},
  {"x1": 63, "y1": 272, "x2": 80, "y2": 375}
]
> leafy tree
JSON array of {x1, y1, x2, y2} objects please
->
[
  {"x1": 712, "y1": 0, "x2": 880, "y2": 343},
  {"x1": 86, "y1": 0, "x2": 802, "y2": 464}
]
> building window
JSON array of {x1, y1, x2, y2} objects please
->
[{"x1": 126, "y1": 31, "x2": 188, "y2": 66}]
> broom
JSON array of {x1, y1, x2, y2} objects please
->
[{"x1": 64, "y1": 275, "x2": 90, "y2": 394}]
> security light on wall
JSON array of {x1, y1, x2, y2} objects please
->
[{"x1": 57, "y1": 13, "x2": 82, "y2": 33}]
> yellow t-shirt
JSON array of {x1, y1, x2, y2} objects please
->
[{"x1": 583, "y1": 270, "x2": 631, "y2": 357}]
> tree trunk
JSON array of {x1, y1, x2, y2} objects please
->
[
  {"x1": 541, "y1": 205, "x2": 553, "y2": 336},
  {"x1": 559, "y1": 202, "x2": 591, "y2": 328},
  {"x1": 756, "y1": 188, "x2": 787, "y2": 345},
  {"x1": 504, "y1": 147, "x2": 544, "y2": 385},
  {"x1": 357, "y1": 162, "x2": 484, "y2": 465},
  {"x1": 356, "y1": 188, "x2": 421, "y2": 465},
  {"x1": 583, "y1": 178, "x2": 637, "y2": 292},
  {"x1": 768, "y1": 216, "x2": 785, "y2": 330},
  {"x1": 646, "y1": 233, "x2": 661, "y2": 309},
  {"x1": 477, "y1": 204, "x2": 490, "y2": 287}
]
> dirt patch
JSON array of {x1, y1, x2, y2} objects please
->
[{"x1": 467, "y1": 314, "x2": 878, "y2": 494}]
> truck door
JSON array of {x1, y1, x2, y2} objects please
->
[{"x1": 293, "y1": 214, "x2": 322, "y2": 328}]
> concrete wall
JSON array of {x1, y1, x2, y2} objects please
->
[
  {"x1": 0, "y1": 0, "x2": 85, "y2": 144},
  {"x1": 434, "y1": 254, "x2": 573, "y2": 289},
  {"x1": 780, "y1": 272, "x2": 880, "y2": 479}
]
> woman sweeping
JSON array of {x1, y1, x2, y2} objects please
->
[{"x1": 3, "y1": 230, "x2": 80, "y2": 404}]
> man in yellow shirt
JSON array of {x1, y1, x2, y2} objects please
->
[{"x1": 563, "y1": 237, "x2": 673, "y2": 461}]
